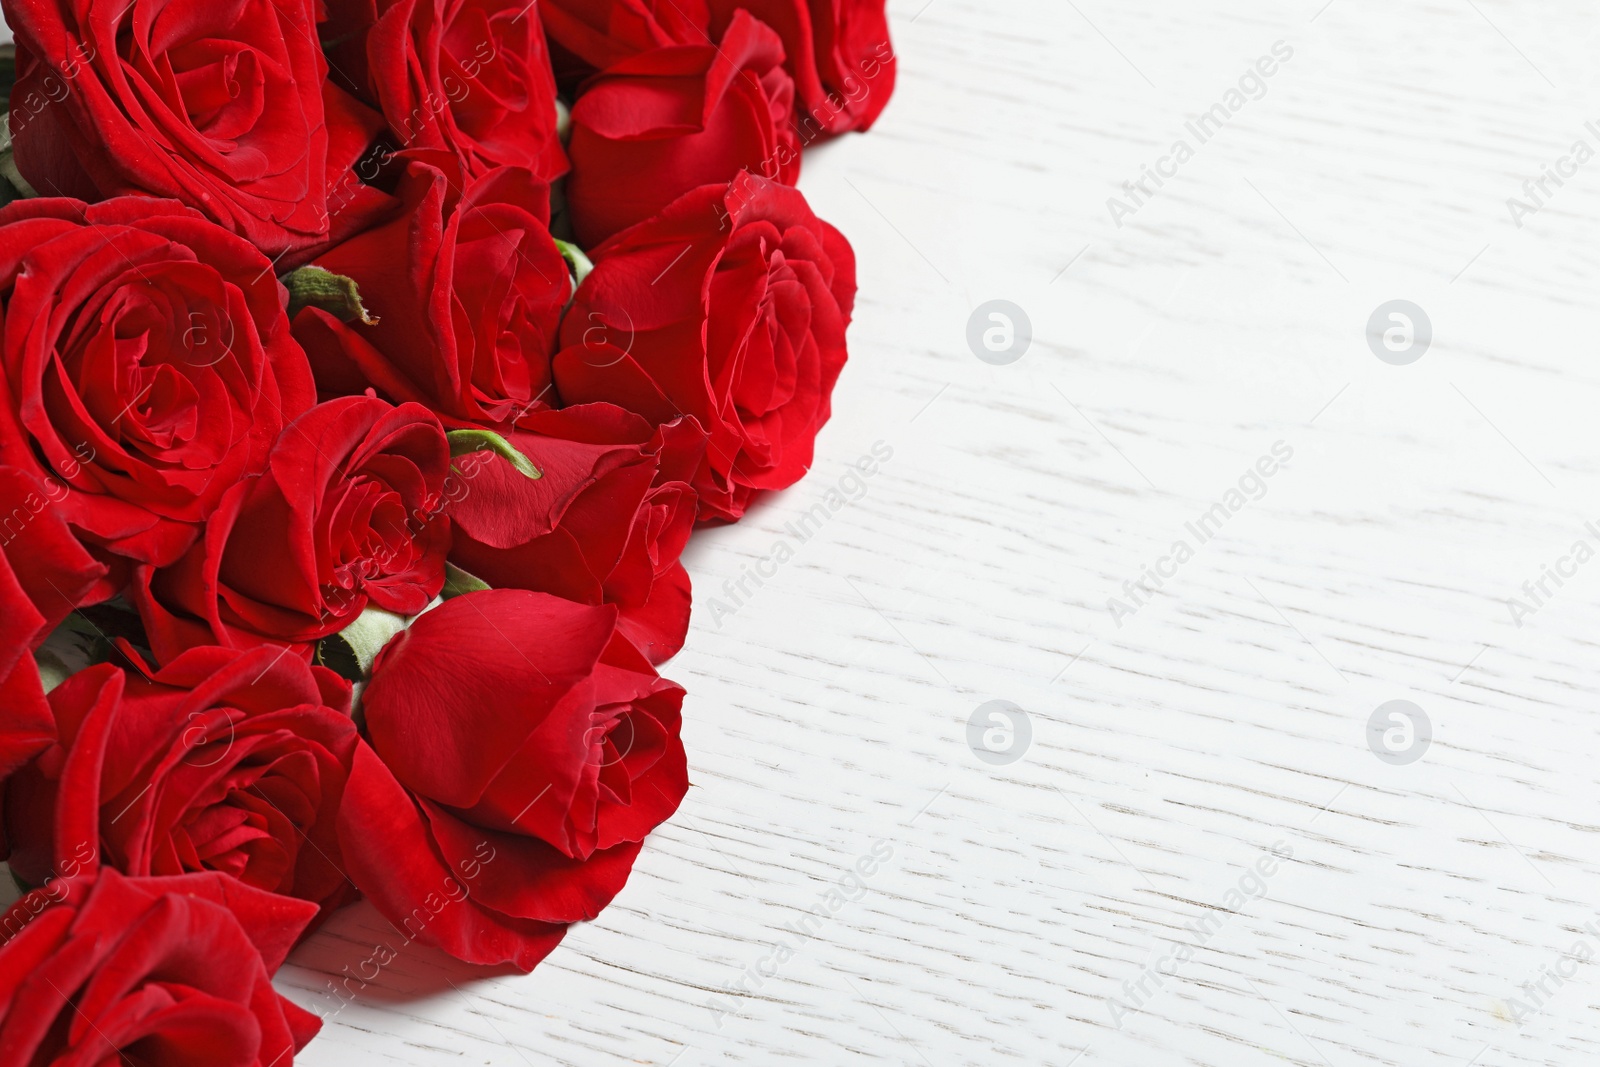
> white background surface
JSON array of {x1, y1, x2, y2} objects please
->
[{"x1": 13, "y1": 0, "x2": 1600, "y2": 1064}]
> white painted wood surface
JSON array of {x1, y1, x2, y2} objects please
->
[{"x1": 13, "y1": 0, "x2": 1600, "y2": 1063}]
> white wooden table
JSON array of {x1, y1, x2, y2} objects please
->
[{"x1": 13, "y1": 0, "x2": 1600, "y2": 1063}]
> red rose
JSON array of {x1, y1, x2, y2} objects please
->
[
  {"x1": 0, "y1": 869, "x2": 321, "y2": 1065},
  {"x1": 5, "y1": 645, "x2": 358, "y2": 917},
  {"x1": 4, "y1": 0, "x2": 377, "y2": 257},
  {"x1": 294, "y1": 161, "x2": 570, "y2": 426},
  {"x1": 556, "y1": 174, "x2": 855, "y2": 522},
  {"x1": 131, "y1": 395, "x2": 451, "y2": 663},
  {"x1": 447, "y1": 404, "x2": 705, "y2": 664},
  {"x1": 545, "y1": 0, "x2": 893, "y2": 138},
  {"x1": 0, "y1": 465, "x2": 106, "y2": 795},
  {"x1": 540, "y1": 0, "x2": 709, "y2": 82},
  {"x1": 705, "y1": 0, "x2": 896, "y2": 136},
  {"x1": 0, "y1": 198, "x2": 314, "y2": 578},
  {"x1": 326, "y1": 0, "x2": 566, "y2": 182},
  {"x1": 338, "y1": 588, "x2": 687, "y2": 969},
  {"x1": 565, "y1": 10, "x2": 799, "y2": 247}
]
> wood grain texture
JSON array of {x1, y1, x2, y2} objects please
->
[{"x1": 7, "y1": 0, "x2": 1600, "y2": 1063}]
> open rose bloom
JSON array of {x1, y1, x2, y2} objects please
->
[
  {"x1": 0, "y1": 869, "x2": 322, "y2": 1064},
  {"x1": 0, "y1": 0, "x2": 889, "y2": 1053}
]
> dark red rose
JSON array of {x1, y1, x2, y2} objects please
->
[
  {"x1": 540, "y1": 0, "x2": 709, "y2": 83},
  {"x1": 131, "y1": 395, "x2": 451, "y2": 663},
  {"x1": 555, "y1": 173, "x2": 854, "y2": 522},
  {"x1": 326, "y1": 0, "x2": 566, "y2": 183},
  {"x1": 4, "y1": 0, "x2": 381, "y2": 258},
  {"x1": 338, "y1": 588, "x2": 687, "y2": 970},
  {"x1": 705, "y1": 0, "x2": 895, "y2": 136},
  {"x1": 447, "y1": 404, "x2": 704, "y2": 664},
  {"x1": 293, "y1": 161, "x2": 570, "y2": 426},
  {"x1": 564, "y1": 10, "x2": 798, "y2": 247},
  {"x1": 5, "y1": 645, "x2": 358, "y2": 918},
  {"x1": 0, "y1": 465, "x2": 106, "y2": 805},
  {"x1": 0, "y1": 198, "x2": 314, "y2": 579},
  {"x1": 0, "y1": 869, "x2": 321, "y2": 1065}
]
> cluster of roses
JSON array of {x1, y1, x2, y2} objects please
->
[{"x1": 0, "y1": 0, "x2": 892, "y2": 1060}]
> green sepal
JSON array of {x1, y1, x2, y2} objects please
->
[
  {"x1": 441, "y1": 562, "x2": 491, "y2": 599},
  {"x1": 554, "y1": 238, "x2": 592, "y2": 288},
  {"x1": 446, "y1": 428, "x2": 541, "y2": 480},
  {"x1": 316, "y1": 604, "x2": 409, "y2": 683},
  {"x1": 284, "y1": 266, "x2": 377, "y2": 325}
]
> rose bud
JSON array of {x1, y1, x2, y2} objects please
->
[
  {"x1": 131, "y1": 395, "x2": 451, "y2": 663},
  {"x1": 0, "y1": 198, "x2": 315, "y2": 578},
  {"x1": 324, "y1": 0, "x2": 566, "y2": 183},
  {"x1": 4, "y1": 644, "x2": 359, "y2": 918},
  {"x1": 564, "y1": 10, "x2": 799, "y2": 247},
  {"x1": 6, "y1": 0, "x2": 384, "y2": 258},
  {"x1": 338, "y1": 588, "x2": 688, "y2": 970},
  {"x1": 0, "y1": 869, "x2": 321, "y2": 1064},
  {"x1": 292, "y1": 161, "x2": 570, "y2": 426},
  {"x1": 555, "y1": 173, "x2": 855, "y2": 522},
  {"x1": 447, "y1": 404, "x2": 705, "y2": 664}
]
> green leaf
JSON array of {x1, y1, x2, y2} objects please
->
[
  {"x1": 446, "y1": 428, "x2": 542, "y2": 479},
  {"x1": 284, "y1": 266, "x2": 377, "y2": 324},
  {"x1": 441, "y1": 562, "x2": 491, "y2": 599}
]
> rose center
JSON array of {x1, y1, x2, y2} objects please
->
[{"x1": 322, "y1": 477, "x2": 418, "y2": 601}]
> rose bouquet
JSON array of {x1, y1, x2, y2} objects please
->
[{"x1": 0, "y1": 0, "x2": 893, "y2": 1059}]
